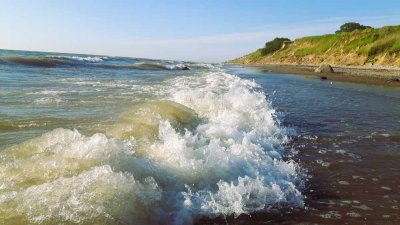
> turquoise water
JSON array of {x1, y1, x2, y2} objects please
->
[{"x1": 0, "y1": 49, "x2": 399, "y2": 224}]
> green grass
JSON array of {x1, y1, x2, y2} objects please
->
[
  {"x1": 247, "y1": 49, "x2": 264, "y2": 62},
  {"x1": 295, "y1": 48, "x2": 313, "y2": 57},
  {"x1": 368, "y1": 38, "x2": 396, "y2": 56},
  {"x1": 343, "y1": 32, "x2": 379, "y2": 53},
  {"x1": 229, "y1": 49, "x2": 264, "y2": 63},
  {"x1": 294, "y1": 34, "x2": 340, "y2": 56},
  {"x1": 229, "y1": 25, "x2": 400, "y2": 65},
  {"x1": 293, "y1": 26, "x2": 400, "y2": 57},
  {"x1": 389, "y1": 39, "x2": 400, "y2": 53}
]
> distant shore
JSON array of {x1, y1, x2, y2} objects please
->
[{"x1": 233, "y1": 63, "x2": 400, "y2": 87}]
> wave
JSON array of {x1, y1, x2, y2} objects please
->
[
  {"x1": 46, "y1": 55, "x2": 108, "y2": 62},
  {"x1": 33, "y1": 97, "x2": 63, "y2": 104},
  {"x1": 0, "y1": 55, "x2": 107, "y2": 67},
  {"x1": 106, "y1": 100, "x2": 199, "y2": 140},
  {"x1": 185, "y1": 63, "x2": 218, "y2": 69},
  {"x1": 124, "y1": 62, "x2": 190, "y2": 70},
  {"x1": 0, "y1": 55, "x2": 75, "y2": 67},
  {"x1": 164, "y1": 63, "x2": 191, "y2": 70},
  {"x1": 0, "y1": 55, "x2": 210, "y2": 71},
  {"x1": 27, "y1": 90, "x2": 67, "y2": 96},
  {"x1": 0, "y1": 69, "x2": 304, "y2": 224}
]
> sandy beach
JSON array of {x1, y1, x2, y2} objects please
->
[{"x1": 236, "y1": 63, "x2": 400, "y2": 87}]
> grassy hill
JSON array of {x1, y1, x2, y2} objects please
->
[{"x1": 229, "y1": 25, "x2": 400, "y2": 67}]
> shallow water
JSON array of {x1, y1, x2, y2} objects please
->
[
  {"x1": 0, "y1": 50, "x2": 399, "y2": 224},
  {"x1": 222, "y1": 66, "x2": 400, "y2": 224},
  {"x1": 0, "y1": 50, "x2": 304, "y2": 225}
]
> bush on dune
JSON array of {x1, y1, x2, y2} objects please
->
[
  {"x1": 261, "y1": 37, "x2": 291, "y2": 55},
  {"x1": 336, "y1": 22, "x2": 372, "y2": 33}
]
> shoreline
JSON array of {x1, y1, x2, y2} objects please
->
[{"x1": 232, "y1": 63, "x2": 400, "y2": 87}]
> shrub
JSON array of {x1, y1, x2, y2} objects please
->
[
  {"x1": 336, "y1": 22, "x2": 372, "y2": 33},
  {"x1": 261, "y1": 37, "x2": 291, "y2": 55}
]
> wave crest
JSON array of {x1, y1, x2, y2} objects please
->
[
  {"x1": 0, "y1": 69, "x2": 304, "y2": 224},
  {"x1": 46, "y1": 55, "x2": 108, "y2": 62},
  {"x1": 125, "y1": 62, "x2": 190, "y2": 70},
  {"x1": 0, "y1": 56, "x2": 71, "y2": 67}
]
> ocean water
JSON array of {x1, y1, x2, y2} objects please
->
[
  {"x1": 0, "y1": 50, "x2": 303, "y2": 225},
  {"x1": 0, "y1": 50, "x2": 398, "y2": 224}
]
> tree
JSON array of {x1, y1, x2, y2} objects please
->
[
  {"x1": 336, "y1": 22, "x2": 372, "y2": 33},
  {"x1": 261, "y1": 37, "x2": 291, "y2": 55}
]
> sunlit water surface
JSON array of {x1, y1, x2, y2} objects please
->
[{"x1": 0, "y1": 50, "x2": 399, "y2": 224}]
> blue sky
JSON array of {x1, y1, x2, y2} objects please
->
[{"x1": 1, "y1": 0, "x2": 400, "y2": 62}]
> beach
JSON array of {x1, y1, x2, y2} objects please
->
[
  {"x1": 2, "y1": 1, "x2": 400, "y2": 224},
  {"x1": 232, "y1": 63, "x2": 400, "y2": 87},
  {"x1": 0, "y1": 50, "x2": 399, "y2": 224}
]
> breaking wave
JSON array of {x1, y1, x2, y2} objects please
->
[
  {"x1": 123, "y1": 62, "x2": 190, "y2": 70},
  {"x1": 0, "y1": 68, "x2": 304, "y2": 224},
  {"x1": 0, "y1": 55, "x2": 211, "y2": 71},
  {"x1": 45, "y1": 55, "x2": 108, "y2": 62}
]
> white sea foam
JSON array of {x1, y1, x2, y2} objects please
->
[
  {"x1": 165, "y1": 69, "x2": 304, "y2": 217},
  {"x1": 28, "y1": 90, "x2": 67, "y2": 96},
  {"x1": 47, "y1": 55, "x2": 107, "y2": 62},
  {"x1": 0, "y1": 68, "x2": 304, "y2": 224},
  {"x1": 165, "y1": 63, "x2": 189, "y2": 70},
  {"x1": 33, "y1": 97, "x2": 63, "y2": 104},
  {"x1": 187, "y1": 63, "x2": 217, "y2": 69},
  {"x1": 57, "y1": 77, "x2": 91, "y2": 82}
]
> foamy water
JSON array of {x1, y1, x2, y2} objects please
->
[
  {"x1": 46, "y1": 55, "x2": 108, "y2": 62},
  {"x1": 0, "y1": 52, "x2": 304, "y2": 225}
]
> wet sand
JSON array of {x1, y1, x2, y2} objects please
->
[{"x1": 235, "y1": 64, "x2": 400, "y2": 87}]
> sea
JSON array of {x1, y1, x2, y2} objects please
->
[{"x1": 0, "y1": 49, "x2": 399, "y2": 224}]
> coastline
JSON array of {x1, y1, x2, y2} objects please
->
[{"x1": 230, "y1": 63, "x2": 400, "y2": 87}]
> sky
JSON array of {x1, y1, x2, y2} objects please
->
[{"x1": 1, "y1": 0, "x2": 400, "y2": 62}]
